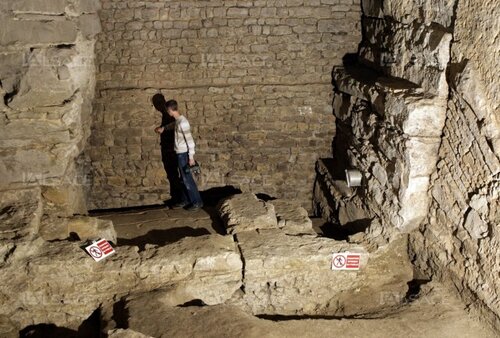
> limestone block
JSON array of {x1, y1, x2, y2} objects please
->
[
  {"x1": 0, "y1": 52, "x2": 27, "y2": 94},
  {"x1": 69, "y1": 217, "x2": 117, "y2": 243},
  {"x1": 7, "y1": 48, "x2": 78, "y2": 110},
  {"x1": 271, "y1": 199, "x2": 315, "y2": 235},
  {"x1": 333, "y1": 67, "x2": 447, "y2": 138},
  {"x1": 0, "y1": 188, "x2": 42, "y2": 240},
  {"x1": 218, "y1": 193, "x2": 278, "y2": 234},
  {"x1": 231, "y1": 230, "x2": 413, "y2": 316},
  {"x1": 41, "y1": 184, "x2": 87, "y2": 217},
  {"x1": 0, "y1": 120, "x2": 72, "y2": 148},
  {"x1": 463, "y1": 209, "x2": 489, "y2": 239},
  {"x1": 39, "y1": 216, "x2": 117, "y2": 243},
  {"x1": 67, "y1": 0, "x2": 102, "y2": 15},
  {"x1": 0, "y1": 235, "x2": 242, "y2": 329},
  {"x1": 361, "y1": 0, "x2": 455, "y2": 27},
  {"x1": 11, "y1": 0, "x2": 67, "y2": 15},
  {"x1": 359, "y1": 18, "x2": 452, "y2": 97},
  {"x1": 78, "y1": 14, "x2": 102, "y2": 38},
  {"x1": 0, "y1": 144, "x2": 77, "y2": 187},
  {"x1": 0, "y1": 19, "x2": 77, "y2": 46}
]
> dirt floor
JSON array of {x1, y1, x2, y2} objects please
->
[{"x1": 91, "y1": 205, "x2": 498, "y2": 338}]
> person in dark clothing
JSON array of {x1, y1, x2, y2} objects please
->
[{"x1": 151, "y1": 93, "x2": 183, "y2": 206}]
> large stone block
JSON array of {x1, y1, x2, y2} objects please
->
[
  {"x1": 7, "y1": 47, "x2": 78, "y2": 110},
  {"x1": 41, "y1": 184, "x2": 87, "y2": 217},
  {"x1": 362, "y1": 0, "x2": 455, "y2": 27},
  {"x1": 359, "y1": 18, "x2": 451, "y2": 97},
  {"x1": 0, "y1": 144, "x2": 78, "y2": 188},
  {"x1": 218, "y1": 193, "x2": 278, "y2": 234},
  {"x1": 0, "y1": 19, "x2": 77, "y2": 46},
  {"x1": 0, "y1": 234, "x2": 242, "y2": 329},
  {"x1": 0, "y1": 188, "x2": 42, "y2": 240},
  {"x1": 231, "y1": 230, "x2": 413, "y2": 316},
  {"x1": 39, "y1": 216, "x2": 117, "y2": 243},
  {"x1": 271, "y1": 199, "x2": 315, "y2": 235},
  {"x1": 11, "y1": 0, "x2": 67, "y2": 15}
]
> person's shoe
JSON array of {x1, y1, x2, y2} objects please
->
[
  {"x1": 185, "y1": 204, "x2": 203, "y2": 211},
  {"x1": 170, "y1": 202, "x2": 188, "y2": 209}
]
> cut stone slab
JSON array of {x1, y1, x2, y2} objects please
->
[
  {"x1": 41, "y1": 184, "x2": 87, "y2": 217},
  {"x1": 231, "y1": 230, "x2": 413, "y2": 317},
  {"x1": 271, "y1": 199, "x2": 315, "y2": 235},
  {"x1": 0, "y1": 188, "x2": 42, "y2": 240},
  {"x1": 39, "y1": 216, "x2": 118, "y2": 244},
  {"x1": 0, "y1": 19, "x2": 77, "y2": 46},
  {"x1": 218, "y1": 193, "x2": 277, "y2": 234},
  {"x1": 0, "y1": 234, "x2": 242, "y2": 330}
]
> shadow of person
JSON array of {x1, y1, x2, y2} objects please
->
[
  {"x1": 152, "y1": 93, "x2": 183, "y2": 206},
  {"x1": 117, "y1": 227, "x2": 211, "y2": 251}
]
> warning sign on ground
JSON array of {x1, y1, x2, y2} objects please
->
[
  {"x1": 85, "y1": 239, "x2": 115, "y2": 262},
  {"x1": 331, "y1": 252, "x2": 361, "y2": 271}
]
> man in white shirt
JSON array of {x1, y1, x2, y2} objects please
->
[{"x1": 155, "y1": 100, "x2": 203, "y2": 211}]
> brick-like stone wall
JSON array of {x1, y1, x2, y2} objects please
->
[
  {"x1": 88, "y1": 0, "x2": 362, "y2": 209},
  {"x1": 410, "y1": 0, "x2": 500, "y2": 330}
]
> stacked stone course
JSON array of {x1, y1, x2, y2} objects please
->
[{"x1": 89, "y1": 0, "x2": 362, "y2": 209}]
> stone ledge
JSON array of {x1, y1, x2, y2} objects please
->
[
  {"x1": 230, "y1": 230, "x2": 413, "y2": 316},
  {"x1": 0, "y1": 234, "x2": 242, "y2": 329},
  {"x1": 333, "y1": 66, "x2": 446, "y2": 138}
]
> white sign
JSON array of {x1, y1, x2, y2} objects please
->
[
  {"x1": 331, "y1": 252, "x2": 361, "y2": 271},
  {"x1": 85, "y1": 239, "x2": 115, "y2": 262}
]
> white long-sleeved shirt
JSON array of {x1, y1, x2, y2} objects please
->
[{"x1": 163, "y1": 115, "x2": 196, "y2": 159}]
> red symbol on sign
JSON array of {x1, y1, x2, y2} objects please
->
[
  {"x1": 346, "y1": 254, "x2": 360, "y2": 269},
  {"x1": 97, "y1": 239, "x2": 113, "y2": 255},
  {"x1": 89, "y1": 246, "x2": 103, "y2": 258},
  {"x1": 333, "y1": 255, "x2": 346, "y2": 268}
]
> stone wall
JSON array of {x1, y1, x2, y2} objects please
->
[
  {"x1": 0, "y1": 1, "x2": 101, "y2": 242},
  {"x1": 410, "y1": 0, "x2": 500, "y2": 330},
  {"x1": 315, "y1": 0, "x2": 499, "y2": 330},
  {"x1": 88, "y1": 0, "x2": 362, "y2": 209}
]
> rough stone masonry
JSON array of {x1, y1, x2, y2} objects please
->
[
  {"x1": 314, "y1": 0, "x2": 500, "y2": 331},
  {"x1": 88, "y1": 0, "x2": 362, "y2": 209}
]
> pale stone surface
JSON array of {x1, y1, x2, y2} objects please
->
[
  {"x1": 106, "y1": 284, "x2": 498, "y2": 338},
  {"x1": 324, "y1": 67, "x2": 446, "y2": 233},
  {"x1": 0, "y1": 19, "x2": 77, "y2": 46},
  {"x1": 108, "y1": 329, "x2": 153, "y2": 338},
  {"x1": 41, "y1": 184, "x2": 87, "y2": 217},
  {"x1": 0, "y1": 188, "x2": 42, "y2": 240},
  {"x1": 0, "y1": 0, "x2": 102, "y2": 247},
  {"x1": 231, "y1": 230, "x2": 413, "y2": 316},
  {"x1": 0, "y1": 234, "x2": 242, "y2": 330},
  {"x1": 360, "y1": 19, "x2": 452, "y2": 97},
  {"x1": 271, "y1": 199, "x2": 315, "y2": 235},
  {"x1": 362, "y1": 0, "x2": 456, "y2": 27},
  {"x1": 219, "y1": 193, "x2": 278, "y2": 234}
]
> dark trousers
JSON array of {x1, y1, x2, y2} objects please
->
[
  {"x1": 161, "y1": 148, "x2": 183, "y2": 203},
  {"x1": 177, "y1": 152, "x2": 203, "y2": 207}
]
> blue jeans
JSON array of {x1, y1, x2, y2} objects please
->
[{"x1": 177, "y1": 152, "x2": 203, "y2": 207}]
